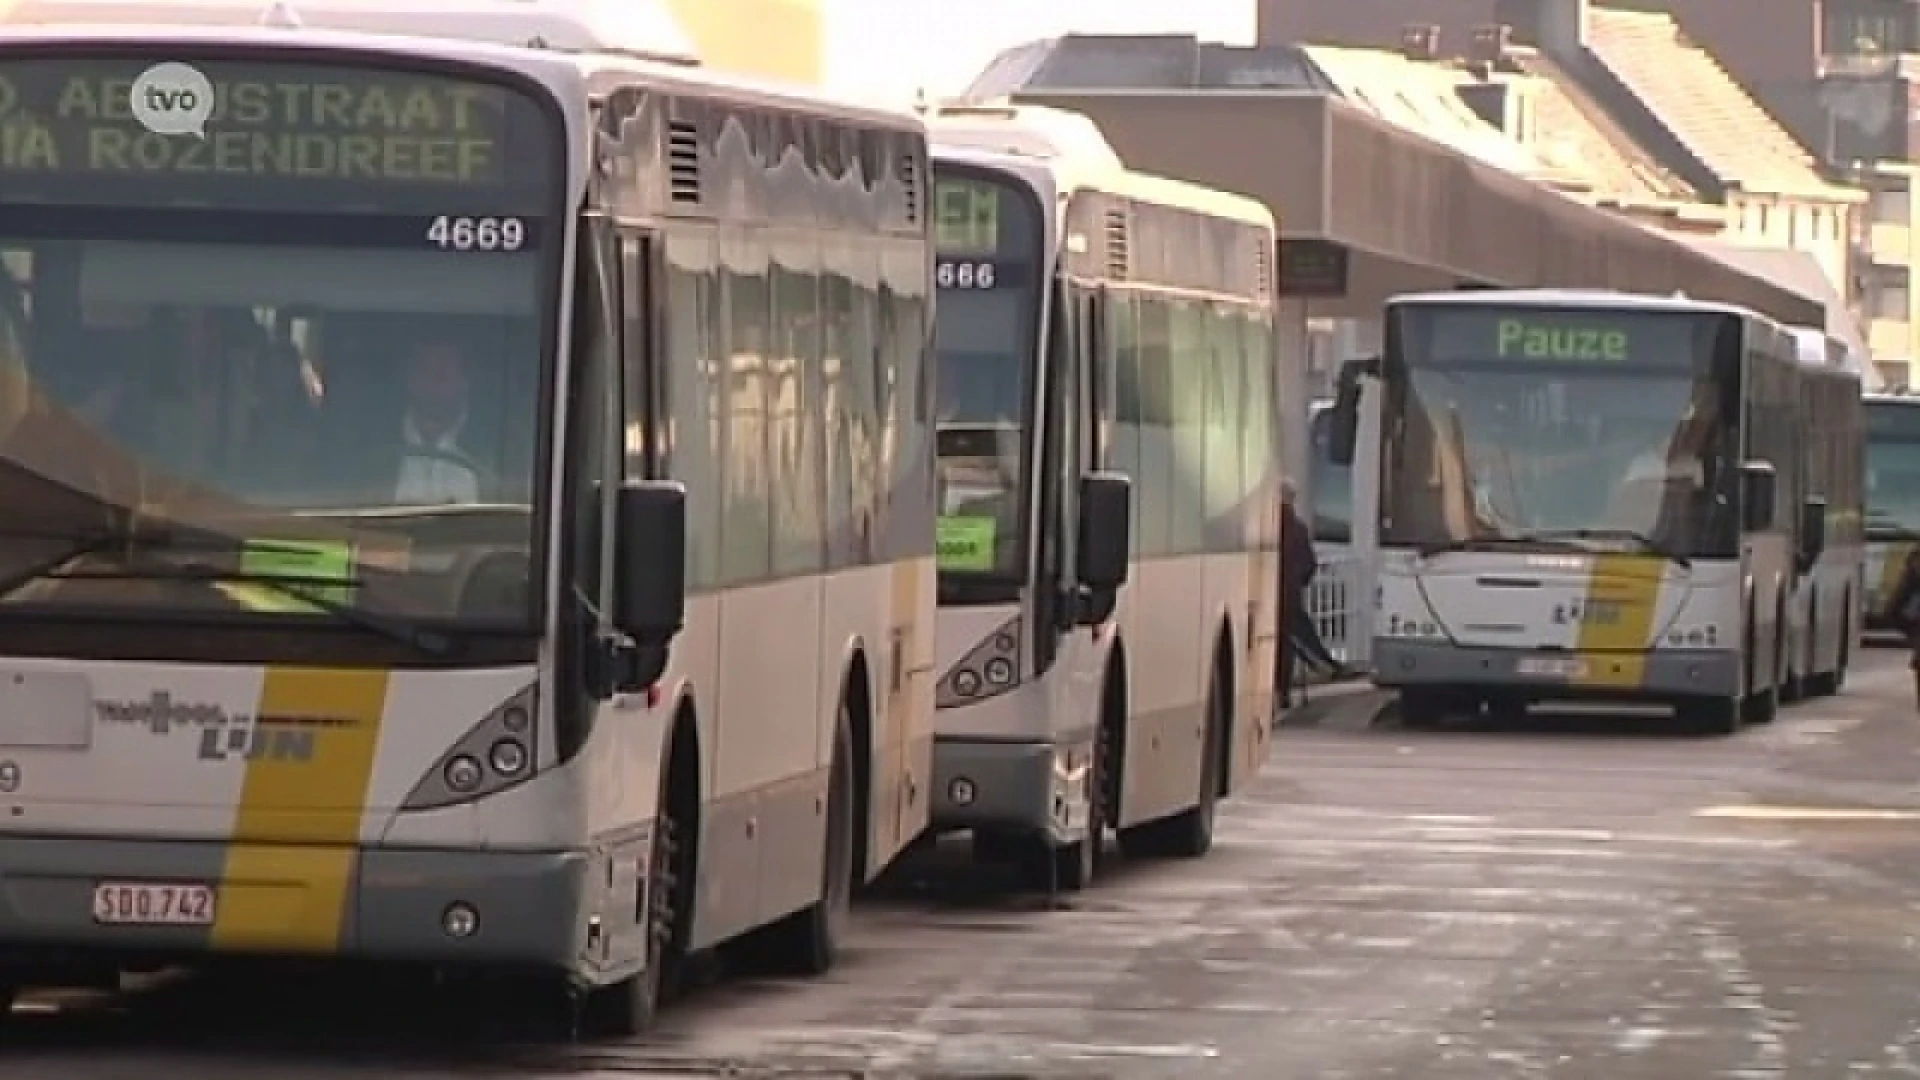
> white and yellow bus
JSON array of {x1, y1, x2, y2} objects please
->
[
  {"x1": 924, "y1": 104, "x2": 1280, "y2": 891},
  {"x1": 1865, "y1": 392, "x2": 1920, "y2": 633},
  {"x1": 0, "y1": 0, "x2": 935, "y2": 1035},
  {"x1": 1783, "y1": 326, "x2": 1862, "y2": 699},
  {"x1": 1325, "y1": 290, "x2": 1825, "y2": 735}
]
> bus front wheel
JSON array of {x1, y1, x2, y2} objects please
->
[{"x1": 586, "y1": 718, "x2": 698, "y2": 1037}]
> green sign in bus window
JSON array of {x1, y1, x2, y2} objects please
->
[
  {"x1": 239, "y1": 538, "x2": 357, "y2": 608},
  {"x1": 1495, "y1": 319, "x2": 1628, "y2": 361},
  {"x1": 936, "y1": 515, "x2": 998, "y2": 571}
]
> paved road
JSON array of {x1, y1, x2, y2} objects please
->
[{"x1": 9, "y1": 648, "x2": 1920, "y2": 1078}]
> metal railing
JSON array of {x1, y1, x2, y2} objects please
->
[{"x1": 1305, "y1": 544, "x2": 1372, "y2": 672}]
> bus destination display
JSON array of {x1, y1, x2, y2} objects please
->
[
  {"x1": 934, "y1": 175, "x2": 1033, "y2": 290},
  {"x1": 1418, "y1": 307, "x2": 1702, "y2": 366},
  {"x1": 934, "y1": 178, "x2": 1002, "y2": 256},
  {"x1": 0, "y1": 56, "x2": 554, "y2": 209}
]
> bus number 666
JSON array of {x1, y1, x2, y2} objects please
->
[{"x1": 936, "y1": 260, "x2": 996, "y2": 289}]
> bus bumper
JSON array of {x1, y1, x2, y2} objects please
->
[
  {"x1": 932, "y1": 734, "x2": 1092, "y2": 844},
  {"x1": 1372, "y1": 640, "x2": 1742, "y2": 698},
  {"x1": 0, "y1": 835, "x2": 588, "y2": 973}
]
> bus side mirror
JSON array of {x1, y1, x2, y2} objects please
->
[
  {"x1": 1076, "y1": 471, "x2": 1132, "y2": 595},
  {"x1": 1327, "y1": 356, "x2": 1373, "y2": 467},
  {"x1": 614, "y1": 480, "x2": 687, "y2": 686},
  {"x1": 1739, "y1": 461, "x2": 1776, "y2": 533},
  {"x1": 1799, "y1": 496, "x2": 1828, "y2": 567}
]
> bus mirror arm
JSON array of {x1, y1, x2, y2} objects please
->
[
  {"x1": 1075, "y1": 472, "x2": 1132, "y2": 614},
  {"x1": 611, "y1": 480, "x2": 690, "y2": 691},
  {"x1": 1327, "y1": 355, "x2": 1374, "y2": 468},
  {"x1": 1073, "y1": 586, "x2": 1119, "y2": 628}
]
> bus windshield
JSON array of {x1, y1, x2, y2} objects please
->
[
  {"x1": 931, "y1": 166, "x2": 1041, "y2": 577},
  {"x1": 1867, "y1": 403, "x2": 1920, "y2": 538},
  {"x1": 0, "y1": 53, "x2": 558, "y2": 626},
  {"x1": 1383, "y1": 306, "x2": 1737, "y2": 558}
]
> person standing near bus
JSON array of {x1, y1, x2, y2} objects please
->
[{"x1": 1278, "y1": 477, "x2": 1348, "y2": 705}]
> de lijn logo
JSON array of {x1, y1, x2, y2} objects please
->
[{"x1": 129, "y1": 61, "x2": 214, "y2": 138}]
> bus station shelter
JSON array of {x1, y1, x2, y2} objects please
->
[
  {"x1": 1005, "y1": 89, "x2": 1822, "y2": 325},
  {"x1": 1001, "y1": 88, "x2": 1826, "y2": 479}
]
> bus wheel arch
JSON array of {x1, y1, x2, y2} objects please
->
[
  {"x1": 584, "y1": 694, "x2": 701, "y2": 1036},
  {"x1": 1782, "y1": 588, "x2": 1807, "y2": 704},
  {"x1": 1832, "y1": 585, "x2": 1853, "y2": 690},
  {"x1": 738, "y1": 649, "x2": 862, "y2": 977},
  {"x1": 1211, "y1": 620, "x2": 1235, "y2": 800},
  {"x1": 1099, "y1": 638, "x2": 1129, "y2": 828},
  {"x1": 839, "y1": 647, "x2": 875, "y2": 886},
  {"x1": 1115, "y1": 626, "x2": 1226, "y2": 860},
  {"x1": 659, "y1": 698, "x2": 703, "y2": 979}
]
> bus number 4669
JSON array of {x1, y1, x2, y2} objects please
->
[{"x1": 427, "y1": 215, "x2": 527, "y2": 252}]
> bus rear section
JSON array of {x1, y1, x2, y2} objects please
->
[
  {"x1": 1865, "y1": 393, "x2": 1920, "y2": 632},
  {"x1": 1331, "y1": 291, "x2": 1805, "y2": 734}
]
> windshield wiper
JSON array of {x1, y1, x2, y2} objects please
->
[
  {"x1": 0, "y1": 524, "x2": 187, "y2": 601},
  {"x1": 1521, "y1": 528, "x2": 1691, "y2": 568},
  {"x1": 1415, "y1": 537, "x2": 1520, "y2": 557},
  {"x1": 45, "y1": 563, "x2": 453, "y2": 658},
  {"x1": 1415, "y1": 535, "x2": 1589, "y2": 558}
]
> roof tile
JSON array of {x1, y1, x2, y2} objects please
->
[
  {"x1": 1501, "y1": 48, "x2": 1697, "y2": 206},
  {"x1": 1584, "y1": 7, "x2": 1851, "y2": 200},
  {"x1": 1303, "y1": 45, "x2": 1542, "y2": 174}
]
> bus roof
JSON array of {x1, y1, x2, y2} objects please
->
[
  {"x1": 928, "y1": 101, "x2": 1274, "y2": 234},
  {"x1": 0, "y1": 17, "x2": 924, "y2": 155},
  {"x1": 0, "y1": 0, "x2": 700, "y2": 63},
  {"x1": 1388, "y1": 288, "x2": 1760, "y2": 321}
]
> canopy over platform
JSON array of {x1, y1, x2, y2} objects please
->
[{"x1": 1002, "y1": 88, "x2": 1824, "y2": 326}]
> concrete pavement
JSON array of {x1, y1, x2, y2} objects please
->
[{"x1": 7, "y1": 651, "x2": 1920, "y2": 1077}]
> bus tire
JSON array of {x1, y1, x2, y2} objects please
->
[
  {"x1": 1398, "y1": 689, "x2": 1448, "y2": 730},
  {"x1": 586, "y1": 713, "x2": 698, "y2": 1037},
  {"x1": 1119, "y1": 647, "x2": 1225, "y2": 860},
  {"x1": 1677, "y1": 695, "x2": 1740, "y2": 736},
  {"x1": 757, "y1": 706, "x2": 856, "y2": 976}
]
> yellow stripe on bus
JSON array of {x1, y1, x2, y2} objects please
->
[
  {"x1": 1570, "y1": 555, "x2": 1665, "y2": 689},
  {"x1": 211, "y1": 666, "x2": 390, "y2": 954}
]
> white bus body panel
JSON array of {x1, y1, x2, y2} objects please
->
[{"x1": 1373, "y1": 551, "x2": 1746, "y2": 699}]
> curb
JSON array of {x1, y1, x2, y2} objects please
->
[{"x1": 1277, "y1": 681, "x2": 1394, "y2": 731}]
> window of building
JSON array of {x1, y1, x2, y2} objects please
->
[
  {"x1": 1872, "y1": 279, "x2": 1911, "y2": 320},
  {"x1": 1872, "y1": 184, "x2": 1913, "y2": 227},
  {"x1": 1824, "y1": 2, "x2": 1917, "y2": 55}
]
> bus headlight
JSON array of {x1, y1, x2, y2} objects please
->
[
  {"x1": 402, "y1": 684, "x2": 541, "y2": 811},
  {"x1": 489, "y1": 738, "x2": 529, "y2": 776},
  {"x1": 444, "y1": 755, "x2": 484, "y2": 793},
  {"x1": 937, "y1": 616, "x2": 1023, "y2": 708}
]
